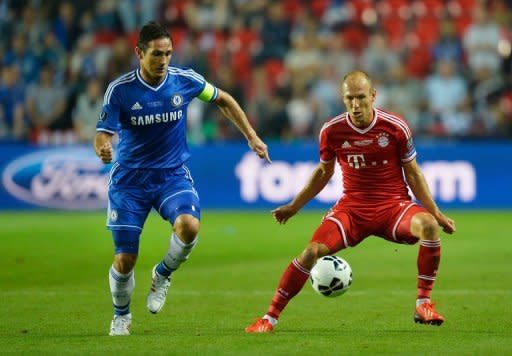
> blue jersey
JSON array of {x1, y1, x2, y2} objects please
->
[{"x1": 97, "y1": 66, "x2": 218, "y2": 168}]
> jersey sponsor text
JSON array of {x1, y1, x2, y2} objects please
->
[{"x1": 130, "y1": 109, "x2": 183, "y2": 126}]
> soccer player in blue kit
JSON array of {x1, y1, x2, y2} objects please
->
[{"x1": 94, "y1": 21, "x2": 271, "y2": 336}]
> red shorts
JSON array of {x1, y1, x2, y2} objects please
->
[{"x1": 310, "y1": 198, "x2": 428, "y2": 253}]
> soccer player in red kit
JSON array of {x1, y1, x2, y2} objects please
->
[{"x1": 246, "y1": 70, "x2": 456, "y2": 333}]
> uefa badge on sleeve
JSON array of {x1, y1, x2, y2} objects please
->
[
  {"x1": 110, "y1": 209, "x2": 118, "y2": 222},
  {"x1": 98, "y1": 111, "x2": 107, "y2": 122}
]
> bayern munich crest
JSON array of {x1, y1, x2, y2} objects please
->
[
  {"x1": 377, "y1": 133, "x2": 389, "y2": 147},
  {"x1": 171, "y1": 94, "x2": 183, "y2": 107}
]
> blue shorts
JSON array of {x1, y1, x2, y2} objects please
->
[{"x1": 106, "y1": 163, "x2": 201, "y2": 232}]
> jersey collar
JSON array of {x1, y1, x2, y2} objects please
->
[
  {"x1": 136, "y1": 68, "x2": 168, "y2": 91},
  {"x1": 346, "y1": 109, "x2": 378, "y2": 134}
]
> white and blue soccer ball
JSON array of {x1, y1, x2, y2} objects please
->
[{"x1": 310, "y1": 255, "x2": 352, "y2": 297}]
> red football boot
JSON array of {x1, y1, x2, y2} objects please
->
[
  {"x1": 245, "y1": 318, "x2": 274, "y2": 333},
  {"x1": 414, "y1": 302, "x2": 445, "y2": 326}
]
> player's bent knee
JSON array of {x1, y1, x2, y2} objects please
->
[
  {"x1": 411, "y1": 213, "x2": 438, "y2": 241},
  {"x1": 299, "y1": 243, "x2": 330, "y2": 270},
  {"x1": 113, "y1": 253, "x2": 137, "y2": 274},
  {"x1": 174, "y1": 214, "x2": 200, "y2": 242}
]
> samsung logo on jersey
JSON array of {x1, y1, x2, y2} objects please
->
[
  {"x1": 2, "y1": 149, "x2": 109, "y2": 210},
  {"x1": 130, "y1": 110, "x2": 183, "y2": 126}
]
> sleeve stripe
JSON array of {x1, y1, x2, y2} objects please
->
[
  {"x1": 97, "y1": 128, "x2": 115, "y2": 135},
  {"x1": 168, "y1": 67, "x2": 204, "y2": 81},
  {"x1": 167, "y1": 67, "x2": 204, "y2": 83},
  {"x1": 377, "y1": 110, "x2": 412, "y2": 138},
  {"x1": 401, "y1": 150, "x2": 417, "y2": 162},
  {"x1": 319, "y1": 113, "x2": 346, "y2": 140}
]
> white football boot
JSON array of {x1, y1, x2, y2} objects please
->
[
  {"x1": 146, "y1": 265, "x2": 171, "y2": 314},
  {"x1": 109, "y1": 313, "x2": 131, "y2": 336}
]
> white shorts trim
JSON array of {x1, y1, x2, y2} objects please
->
[
  {"x1": 107, "y1": 224, "x2": 142, "y2": 231},
  {"x1": 158, "y1": 189, "x2": 198, "y2": 215},
  {"x1": 392, "y1": 202, "x2": 416, "y2": 241},
  {"x1": 326, "y1": 216, "x2": 349, "y2": 248}
]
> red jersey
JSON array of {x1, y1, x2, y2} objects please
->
[{"x1": 319, "y1": 108, "x2": 416, "y2": 202}]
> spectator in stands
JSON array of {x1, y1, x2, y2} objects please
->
[
  {"x1": 51, "y1": 1, "x2": 80, "y2": 51},
  {"x1": 25, "y1": 64, "x2": 69, "y2": 142},
  {"x1": 360, "y1": 32, "x2": 400, "y2": 84},
  {"x1": 321, "y1": 0, "x2": 352, "y2": 30},
  {"x1": 69, "y1": 34, "x2": 99, "y2": 82},
  {"x1": 0, "y1": 65, "x2": 26, "y2": 139},
  {"x1": 232, "y1": 0, "x2": 268, "y2": 24},
  {"x1": 321, "y1": 33, "x2": 356, "y2": 81},
  {"x1": 432, "y1": 18, "x2": 464, "y2": 66},
  {"x1": 172, "y1": 33, "x2": 210, "y2": 76},
  {"x1": 3, "y1": 32, "x2": 40, "y2": 86},
  {"x1": 95, "y1": 0, "x2": 119, "y2": 32},
  {"x1": 470, "y1": 66, "x2": 505, "y2": 135},
  {"x1": 73, "y1": 77, "x2": 103, "y2": 143},
  {"x1": 385, "y1": 64, "x2": 424, "y2": 134},
  {"x1": 15, "y1": 4, "x2": 47, "y2": 51},
  {"x1": 257, "y1": 3, "x2": 291, "y2": 62},
  {"x1": 203, "y1": 65, "x2": 247, "y2": 141},
  {"x1": 0, "y1": 1, "x2": 14, "y2": 51},
  {"x1": 284, "y1": 33, "x2": 322, "y2": 84},
  {"x1": 463, "y1": 4, "x2": 502, "y2": 75},
  {"x1": 286, "y1": 79, "x2": 315, "y2": 139},
  {"x1": 310, "y1": 63, "x2": 343, "y2": 122},
  {"x1": 0, "y1": 0, "x2": 511, "y2": 142},
  {"x1": 38, "y1": 31, "x2": 67, "y2": 83},
  {"x1": 424, "y1": 58, "x2": 472, "y2": 136},
  {"x1": 247, "y1": 66, "x2": 279, "y2": 138},
  {"x1": 258, "y1": 94, "x2": 290, "y2": 141},
  {"x1": 184, "y1": 0, "x2": 230, "y2": 31},
  {"x1": 105, "y1": 38, "x2": 134, "y2": 82},
  {"x1": 494, "y1": 83, "x2": 512, "y2": 136}
]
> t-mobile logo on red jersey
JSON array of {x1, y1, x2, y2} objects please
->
[{"x1": 347, "y1": 154, "x2": 366, "y2": 169}]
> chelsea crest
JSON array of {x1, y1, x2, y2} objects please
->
[{"x1": 171, "y1": 94, "x2": 183, "y2": 107}]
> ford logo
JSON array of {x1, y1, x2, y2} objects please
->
[{"x1": 2, "y1": 148, "x2": 110, "y2": 210}]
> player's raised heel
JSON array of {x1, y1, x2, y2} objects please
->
[
  {"x1": 245, "y1": 318, "x2": 274, "y2": 333},
  {"x1": 109, "y1": 313, "x2": 132, "y2": 336},
  {"x1": 146, "y1": 265, "x2": 171, "y2": 314},
  {"x1": 414, "y1": 302, "x2": 445, "y2": 326}
]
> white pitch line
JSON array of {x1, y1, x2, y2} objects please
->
[{"x1": 0, "y1": 289, "x2": 511, "y2": 297}]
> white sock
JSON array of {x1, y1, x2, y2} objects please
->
[
  {"x1": 109, "y1": 265, "x2": 135, "y2": 315},
  {"x1": 263, "y1": 314, "x2": 278, "y2": 326},
  {"x1": 416, "y1": 298, "x2": 431, "y2": 307},
  {"x1": 160, "y1": 233, "x2": 198, "y2": 275}
]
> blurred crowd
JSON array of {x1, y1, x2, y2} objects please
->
[{"x1": 1, "y1": 0, "x2": 512, "y2": 145}]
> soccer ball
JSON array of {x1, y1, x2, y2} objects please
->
[{"x1": 310, "y1": 255, "x2": 352, "y2": 297}]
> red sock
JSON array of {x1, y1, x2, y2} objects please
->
[
  {"x1": 417, "y1": 239, "x2": 441, "y2": 300},
  {"x1": 267, "y1": 258, "x2": 310, "y2": 319}
]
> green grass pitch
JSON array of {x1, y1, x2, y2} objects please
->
[{"x1": 1, "y1": 210, "x2": 511, "y2": 355}]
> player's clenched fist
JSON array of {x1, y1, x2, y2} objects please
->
[{"x1": 99, "y1": 143, "x2": 113, "y2": 164}]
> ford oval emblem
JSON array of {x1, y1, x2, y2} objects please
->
[{"x1": 2, "y1": 148, "x2": 111, "y2": 210}]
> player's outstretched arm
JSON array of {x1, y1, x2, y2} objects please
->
[
  {"x1": 214, "y1": 89, "x2": 271, "y2": 163},
  {"x1": 94, "y1": 132, "x2": 114, "y2": 164},
  {"x1": 273, "y1": 160, "x2": 335, "y2": 224},
  {"x1": 403, "y1": 159, "x2": 456, "y2": 234}
]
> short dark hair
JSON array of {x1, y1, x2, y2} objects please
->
[{"x1": 137, "y1": 21, "x2": 171, "y2": 52}]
